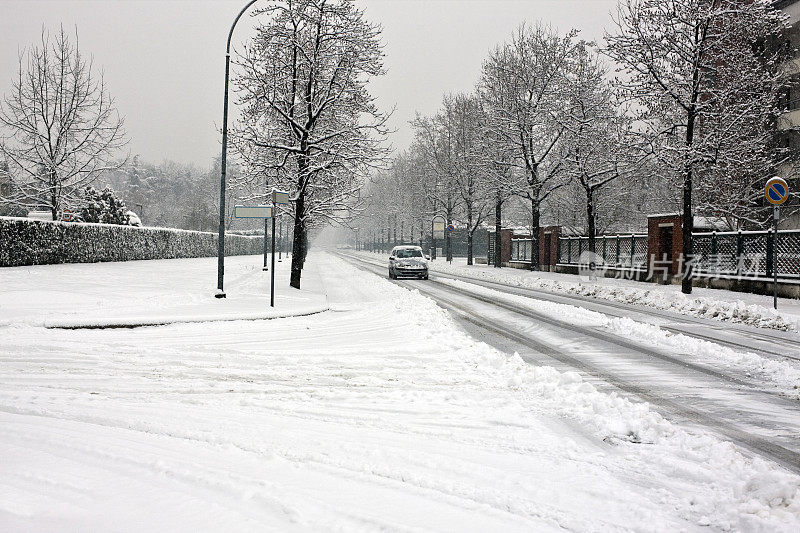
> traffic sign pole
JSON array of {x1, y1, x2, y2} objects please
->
[
  {"x1": 774, "y1": 206, "x2": 779, "y2": 310},
  {"x1": 268, "y1": 218, "x2": 269, "y2": 270},
  {"x1": 764, "y1": 177, "x2": 789, "y2": 310},
  {"x1": 268, "y1": 190, "x2": 289, "y2": 308}
]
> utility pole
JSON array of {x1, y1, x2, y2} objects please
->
[
  {"x1": 270, "y1": 200, "x2": 276, "y2": 307},
  {"x1": 216, "y1": 0, "x2": 259, "y2": 298}
]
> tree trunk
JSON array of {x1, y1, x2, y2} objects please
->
[
  {"x1": 289, "y1": 191, "x2": 305, "y2": 289},
  {"x1": 586, "y1": 186, "x2": 596, "y2": 254},
  {"x1": 290, "y1": 154, "x2": 308, "y2": 290},
  {"x1": 50, "y1": 177, "x2": 58, "y2": 221},
  {"x1": 466, "y1": 205, "x2": 473, "y2": 266},
  {"x1": 529, "y1": 197, "x2": 540, "y2": 271},
  {"x1": 682, "y1": 108, "x2": 695, "y2": 295},
  {"x1": 494, "y1": 195, "x2": 502, "y2": 269}
]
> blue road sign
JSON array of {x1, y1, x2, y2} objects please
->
[{"x1": 765, "y1": 177, "x2": 789, "y2": 206}]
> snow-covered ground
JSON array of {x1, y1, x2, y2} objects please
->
[
  {"x1": 2, "y1": 253, "x2": 800, "y2": 531},
  {"x1": 361, "y1": 252, "x2": 800, "y2": 332},
  {"x1": 0, "y1": 254, "x2": 328, "y2": 328}
]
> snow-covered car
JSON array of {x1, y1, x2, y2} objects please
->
[
  {"x1": 388, "y1": 245, "x2": 428, "y2": 280},
  {"x1": 126, "y1": 211, "x2": 142, "y2": 227}
]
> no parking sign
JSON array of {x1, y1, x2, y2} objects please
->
[{"x1": 765, "y1": 177, "x2": 789, "y2": 206}]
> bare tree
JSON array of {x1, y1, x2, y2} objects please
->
[
  {"x1": 233, "y1": 0, "x2": 389, "y2": 289},
  {"x1": 606, "y1": 0, "x2": 789, "y2": 293},
  {"x1": 479, "y1": 23, "x2": 583, "y2": 270},
  {"x1": 560, "y1": 44, "x2": 636, "y2": 252},
  {"x1": 474, "y1": 90, "x2": 517, "y2": 269},
  {"x1": 411, "y1": 114, "x2": 461, "y2": 261},
  {"x1": 0, "y1": 27, "x2": 126, "y2": 220}
]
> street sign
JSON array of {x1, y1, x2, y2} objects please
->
[
  {"x1": 272, "y1": 190, "x2": 290, "y2": 205},
  {"x1": 432, "y1": 215, "x2": 445, "y2": 239},
  {"x1": 234, "y1": 205, "x2": 273, "y2": 218},
  {"x1": 765, "y1": 177, "x2": 789, "y2": 206},
  {"x1": 446, "y1": 224, "x2": 454, "y2": 234},
  {"x1": 61, "y1": 209, "x2": 73, "y2": 222}
]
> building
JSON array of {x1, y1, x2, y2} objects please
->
[{"x1": 776, "y1": 0, "x2": 800, "y2": 227}]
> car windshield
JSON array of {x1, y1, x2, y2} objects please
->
[{"x1": 395, "y1": 249, "x2": 422, "y2": 258}]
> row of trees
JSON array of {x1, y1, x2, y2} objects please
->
[{"x1": 361, "y1": 0, "x2": 794, "y2": 294}]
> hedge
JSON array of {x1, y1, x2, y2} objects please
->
[{"x1": 0, "y1": 216, "x2": 264, "y2": 267}]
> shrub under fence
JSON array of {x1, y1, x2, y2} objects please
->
[{"x1": 0, "y1": 216, "x2": 264, "y2": 267}]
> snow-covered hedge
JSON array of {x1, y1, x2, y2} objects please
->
[{"x1": 0, "y1": 216, "x2": 263, "y2": 266}]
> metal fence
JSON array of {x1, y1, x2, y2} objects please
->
[
  {"x1": 555, "y1": 229, "x2": 800, "y2": 280},
  {"x1": 557, "y1": 234, "x2": 649, "y2": 269},
  {"x1": 692, "y1": 230, "x2": 800, "y2": 279},
  {"x1": 510, "y1": 238, "x2": 534, "y2": 262}
]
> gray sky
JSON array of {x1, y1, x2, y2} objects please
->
[{"x1": 0, "y1": 0, "x2": 619, "y2": 168}]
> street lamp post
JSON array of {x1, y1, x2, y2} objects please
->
[{"x1": 216, "y1": 0, "x2": 259, "y2": 298}]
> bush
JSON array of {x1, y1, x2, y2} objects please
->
[
  {"x1": 79, "y1": 186, "x2": 131, "y2": 225},
  {"x1": 0, "y1": 216, "x2": 263, "y2": 266}
]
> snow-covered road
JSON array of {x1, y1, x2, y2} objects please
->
[
  {"x1": 2, "y1": 253, "x2": 800, "y2": 531},
  {"x1": 342, "y1": 253, "x2": 800, "y2": 473}
]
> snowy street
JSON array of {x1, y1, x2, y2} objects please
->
[
  {"x1": 345, "y1": 252, "x2": 800, "y2": 471},
  {"x1": 2, "y1": 253, "x2": 800, "y2": 531}
]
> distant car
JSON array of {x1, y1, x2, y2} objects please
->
[{"x1": 388, "y1": 245, "x2": 429, "y2": 280}]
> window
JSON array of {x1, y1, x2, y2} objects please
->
[{"x1": 395, "y1": 249, "x2": 422, "y2": 258}]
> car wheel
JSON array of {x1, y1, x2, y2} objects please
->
[{"x1": 422, "y1": 274, "x2": 428, "y2": 280}]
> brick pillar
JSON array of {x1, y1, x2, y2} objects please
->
[
  {"x1": 538, "y1": 226, "x2": 561, "y2": 270},
  {"x1": 647, "y1": 214, "x2": 683, "y2": 281},
  {"x1": 500, "y1": 229, "x2": 513, "y2": 265}
]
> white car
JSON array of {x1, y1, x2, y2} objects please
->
[{"x1": 388, "y1": 245, "x2": 429, "y2": 280}]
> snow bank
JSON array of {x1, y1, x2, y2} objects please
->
[
  {"x1": 415, "y1": 254, "x2": 800, "y2": 332},
  {"x1": 439, "y1": 277, "x2": 800, "y2": 399}
]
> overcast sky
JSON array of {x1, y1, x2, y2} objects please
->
[{"x1": 0, "y1": 0, "x2": 620, "y2": 168}]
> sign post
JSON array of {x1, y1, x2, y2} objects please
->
[
  {"x1": 271, "y1": 190, "x2": 290, "y2": 308},
  {"x1": 765, "y1": 177, "x2": 789, "y2": 310},
  {"x1": 278, "y1": 217, "x2": 283, "y2": 262},
  {"x1": 431, "y1": 215, "x2": 445, "y2": 260},
  {"x1": 234, "y1": 204, "x2": 273, "y2": 303}
]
